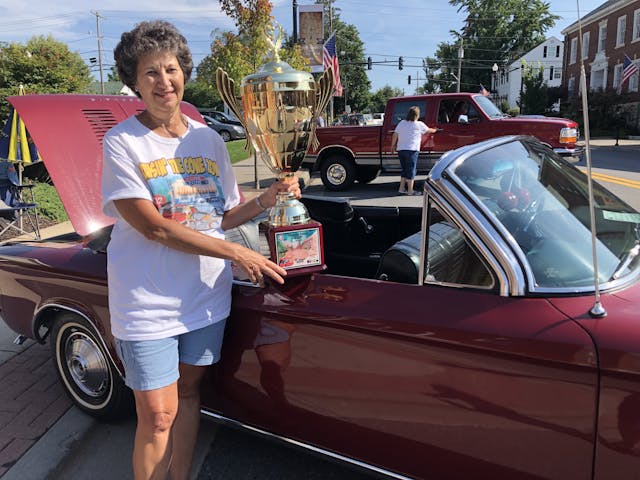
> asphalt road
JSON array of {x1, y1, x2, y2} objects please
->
[{"x1": 2, "y1": 138, "x2": 639, "y2": 480}]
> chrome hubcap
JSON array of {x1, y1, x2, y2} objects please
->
[
  {"x1": 327, "y1": 164, "x2": 346, "y2": 185},
  {"x1": 65, "y1": 332, "x2": 109, "y2": 397}
]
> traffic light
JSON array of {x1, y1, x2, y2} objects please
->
[
  {"x1": 408, "y1": 75, "x2": 411, "y2": 85},
  {"x1": 367, "y1": 56, "x2": 372, "y2": 70},
  {"x1": 398, "y1": 56, "x2": 404, "y2": 70}
]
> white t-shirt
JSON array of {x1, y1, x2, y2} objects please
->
[
  {"x1": 394, "y1": 120, "x2": 429, "y2": 151},
  {"x1": 101, "y1": 116, "x2": 241, "y2": 341}
]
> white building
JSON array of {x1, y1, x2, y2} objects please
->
[{"x1": 494, "y1": 36, "x2": 564, "y2": 110}]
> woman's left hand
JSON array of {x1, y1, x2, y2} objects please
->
[{"x1": 258, "y1": 176, "x2": 302, "y2": 208}]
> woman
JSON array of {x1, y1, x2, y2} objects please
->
[
  {"x1": 101, "y1": 20, "x2": 299, "y2": 480},
  {"x1": 391, "y1": 106, "x2": 437, "y2": 195}
]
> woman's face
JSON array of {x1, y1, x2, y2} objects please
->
[{"x1": 135, "y1": 50, "x2": 184, "y2": 116}]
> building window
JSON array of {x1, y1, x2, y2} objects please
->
[
  {"x1": 568, "y1": 76, "x2": 575, "y2": 95},
  {"x1": 556, "y1": 45, "x2": 561, "y2": 57},
  {"x1": 543, "y1": 46, "x2": 548, "y2": 58},
  {"x1": 617, "y1": 15, "x2": 627, "y2": 47},
  {"x1": 582, "y1": 32, "x2": 590, "y2": 59},
  {"x1": 630, "y1": 70, "x2": 639, "y2": 92},
  {"x1": 634, "y1": 9, "x2": 640, "y2": 41},
  {"x1": 549, "y1": 66, "x2": 554, "y2": 80},
  {"x1": 554, "y1": 70, "x2": 562, "y2": 80},
  {"x1": 599, "y1": 21, "x2": 607, "y2": 52},
  {"x1": 570, "y1": 37, "x2": 578, "y2": 64},
  {"x1": 613, "y1": 63, "x2": 623, "y2": 89}
]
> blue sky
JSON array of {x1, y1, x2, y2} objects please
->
[{"x1": 0, "y1": 0, "x2": 605, "y2": 93}]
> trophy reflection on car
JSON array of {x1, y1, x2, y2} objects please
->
[{"x1": 216, "y1": 24, "x2": 334, "y2": 277}]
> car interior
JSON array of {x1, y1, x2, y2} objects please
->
[{"x1": 46, "y1": 195, "x2": 494, "y2": 289}]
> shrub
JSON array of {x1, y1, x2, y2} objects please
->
[{"x1": 33, "y1": 182, "x2": 69, "y2": 222}]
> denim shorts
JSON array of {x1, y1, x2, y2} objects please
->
[
  {"x1": 398, "y1": 150, "x2": 419, "y2": 179},
  {"x1": 114, "y1": 318, "x2": 228, "y2": 391}
]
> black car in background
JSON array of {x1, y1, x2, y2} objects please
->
[{"x1": 202, "y1": 114, "x2": 246, "y2": 142}]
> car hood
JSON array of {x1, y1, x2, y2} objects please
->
[
  {"x1": 496, "y1": 115, "x2": 578, "y2": 127},
  {"x1": 9, "y1": 94, "x2": 203, "y2": 236}
]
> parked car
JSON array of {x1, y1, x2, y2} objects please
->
[
  {"x1": 197, "y1": 109, "x2": 243, "y2": 126},
  {"x1": 202, "y1": 114, "x2": 246, "y2": 142},
  {"x1": 4, "y1": 93, "x2": 640, "y2": 480}
]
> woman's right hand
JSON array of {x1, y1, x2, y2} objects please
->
[{"x1": 231, "y1": 242, "x2": 287, "y2": 285}]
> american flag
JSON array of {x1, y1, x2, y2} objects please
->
[
  {"x1": 323, "y1": 33, "x2": 343, "y2": 97},
  {"x1": 620, "y1": 54, "x2": 639, "y2": 92}
]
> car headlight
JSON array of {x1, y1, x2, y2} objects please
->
[
  {"x1": 559, "y1": 127, "x2": 577, "y2": 144},
  {"x1": 231, "y1": 125, "x2": 244, "y2": 133}
]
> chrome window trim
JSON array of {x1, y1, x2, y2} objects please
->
[
  {"x1": 200, "y1": 409, "x2": 413, "y2": 480},
  {"x1": 422, "y1": 188, "x2": 509, "y2": 295}
]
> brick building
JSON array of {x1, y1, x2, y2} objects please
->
[{"x1": 561, "y1": 0, "x2": 640, "y2": 129}]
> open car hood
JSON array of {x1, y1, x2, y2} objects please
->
[{"x1": 9, "y1": 94, "x2": 203, "y2": 236}]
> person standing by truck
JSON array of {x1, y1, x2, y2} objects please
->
[{"x1": 391, "y1": 106, "x2": 437, "y2": 195}]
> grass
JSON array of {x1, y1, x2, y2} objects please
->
[
  {"x1": 30, "y1": 140, "x2": 252, "y2": 223},
  {"x1": 226, "y1": 139, "x2": 252, "y2": 164}
]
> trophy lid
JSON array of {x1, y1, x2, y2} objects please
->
[{"x1": 242, "y1": 60, "x2": 314, "y2": 90}]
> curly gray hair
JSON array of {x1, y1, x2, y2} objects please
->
[{"x1": 114, "y1": 20, "x2": 193, "y2": 97}]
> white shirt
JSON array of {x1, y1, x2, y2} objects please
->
[
  {"x1": 394, "y1": 120, "x2": 429, "y2": 151},
  {"x1": 101, "y1": 116, "x2": 241, "y2": 341}
]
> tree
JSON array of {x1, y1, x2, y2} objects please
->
[
  {"x1": 368, "y1": 85, "x2": 403, "y2": 112},
  {"x1": 196, "y1": 1, "x2": 308, "y2": 105},
  {"x1": 0, "y1": 35, "x2": 92, "y2": 119},
  {"x1": 518, "y1": 61, "x2": 547, "y2": 115},
  {"x1": 315, "y1": 0, "x2": 371, "y2": 113},
  {"x1": 431, "y1": 0, "x2": 559, "y2": 93}
]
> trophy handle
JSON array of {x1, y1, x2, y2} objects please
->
[
  {"x1": 216, "y1": 67, "x2": 251, "y2": 151},
  {"x1": 310, "y1": 67, "x2": 335, "y2": 151}
]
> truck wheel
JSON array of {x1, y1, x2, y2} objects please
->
[
  {"x1": 50, "y1": 313, "x2": 133, "y2": 420},
  {"x1": 320, "y1": 155, "x2": 356, "y2": 191},
  {"x1": 356, "y1": 166, "x2": 380, "y2": 184}
]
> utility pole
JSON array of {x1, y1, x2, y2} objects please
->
[
  {"x1": 457, "y1": 37, "x2": 463, "y2": 93},
  {"x1": 92, "y1": 11, "x2": 105, "y2": 94},
  {"x1": 292, "y1": 0, "x2": 298, "y2": 43}
]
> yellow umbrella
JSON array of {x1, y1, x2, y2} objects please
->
[{"x1": 8, "y1": 85, "x2": 32, "y2": 164}]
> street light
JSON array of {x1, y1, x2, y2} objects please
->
[{"x1": 491, "y1": 63, "x2": 499, "y2": 94}]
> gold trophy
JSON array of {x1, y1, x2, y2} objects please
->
[{"x1": 216, "y1": 23, "x2": 334, "y2": 276}]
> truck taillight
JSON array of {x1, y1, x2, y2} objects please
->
[{"x1": 559, "y1": 127, "x2": 577, "y2": 144}]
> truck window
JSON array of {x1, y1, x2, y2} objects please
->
[
  {"x1": 438, "y1": 100, "x2": 480, "y2": 124},
  {"x1": 390, "y1": 100, "x2": 428, "y2": 127}
]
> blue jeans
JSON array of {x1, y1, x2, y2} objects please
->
[{"x1": 398, "y1": 150, "x2": 418, "y2": 179}]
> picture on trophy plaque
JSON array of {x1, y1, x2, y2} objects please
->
[{"x1": 274, "y1": 225, "x2": 322, "y2": 269}]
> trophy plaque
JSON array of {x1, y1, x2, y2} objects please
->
[{"x1": 216, "y1": 24, "x2": 334, "y2": 276}]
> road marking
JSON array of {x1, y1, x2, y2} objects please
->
[{"x1": 578, "y1": 169, "x2": 640, "y2": 189}]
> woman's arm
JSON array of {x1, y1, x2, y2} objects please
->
[{"x1": 114, "y1": 198, "x2": 286, "y2": 285}]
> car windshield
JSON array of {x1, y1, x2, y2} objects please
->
[
  {"x1": 453, "y1": 139, "x2": 640, "y2": 288},
  {"x1": 474, "y1": 95, "x2": 506, "y2": 118}
]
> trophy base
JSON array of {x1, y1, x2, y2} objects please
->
[{"x1": 260, "y1": 220, "x2": 325, "y2": 277}]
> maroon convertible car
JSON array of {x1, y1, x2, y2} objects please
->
[{"x1": 2, "y1": 94, "x2": 640, "y2": 480}]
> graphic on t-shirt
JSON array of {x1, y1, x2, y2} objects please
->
[{"x1": 140, "y1": 156, "x2": 225, "y2": 232}]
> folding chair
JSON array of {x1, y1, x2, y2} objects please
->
[{"x1": 0, "y1": 159, "x2": 40, "y2": 240}]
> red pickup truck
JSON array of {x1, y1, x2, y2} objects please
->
[{"x1": 303, "y1": 93, "x2": 580, "y2": 190}]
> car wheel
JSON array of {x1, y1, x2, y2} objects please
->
[
  {"x1": 320, "y1": 155, "x2": 356, "y2": 191},
  {"x1": 50, "y1": 313, "x2": 133, "y2": 420},
  {"x1": 356, "y1": 166, "x2": 380, "y2": 184},
  {"x1": 219, "y1": 130, "x2": 231, "y2": 142}
]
